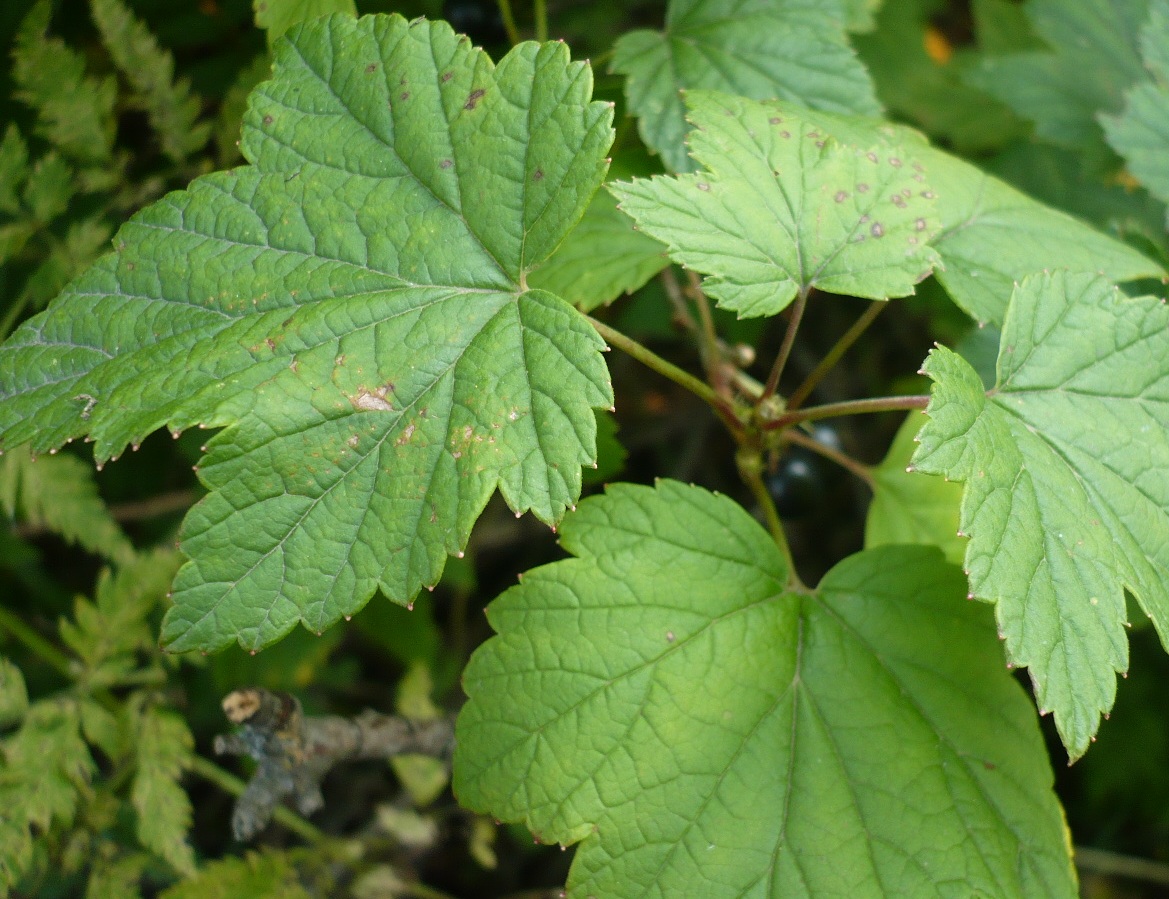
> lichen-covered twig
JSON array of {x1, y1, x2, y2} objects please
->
[{"x1": 214, "y1": 687, "x2": 456, "y2": 840}]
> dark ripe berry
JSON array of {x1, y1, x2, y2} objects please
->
[
  {"x1": 766, "y1": 423, "x2": 845, "y2": 519},
  {"x1": 767, "y1": 448, "x2": 827, "y2": 519}
]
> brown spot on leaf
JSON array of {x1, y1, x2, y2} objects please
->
[
  {"x1": 263, "y1": 114, "x2": 273, "y2": 125},
  {"x1": 352, "y1": 385, "x2": 394, "y2": 412},
  {"x1": 533, "y1": 168, "x2": 544, "y2": 181},
  {"x1": 465, "y1": 88, "x2": 486, "y2": 110},
  {"x1": 365, "y1": 63, "x2": 377, "y2": 73},
  {"x1": 871, "y1": 222, "x2": 885, "y2": 238},
  {"x1": 441, "y1": 71, "x2": 453, "y2": 82},
  {"x1": 856, "y1": 183, "x2": 869, "y2": 193},
  {"x1": 401, "y1": 91, "x2": 410, "y2": 101},
  {"x1": 440, "y1": 159, "x2": 453, "y2": 169}
]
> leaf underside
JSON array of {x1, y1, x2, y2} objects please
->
[
  {"x1": 611, "y1": 91, "x2": 942, "y2": 319},
  {"x1": 0, "y1": 14, "x2": 614, "y2": 651},
  {"x1": 915, "y1": 270, "x2": 1169, "y2": 757},
  {"x1": 671, "y1": 94, "x2": 1162, "y2": 326},
  {"x1": 456, "y1": 480, "x2": 1075, "y2": 898}
]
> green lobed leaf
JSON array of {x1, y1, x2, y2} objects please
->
[
  {"x1": 914, "y1": 271, "x2": 1169, "y2": 757},
  {"x1": 581, "y1": 410, "x2": 626, "y2": 485},
  {"x1": 865, "y1": 410, "x2": 966, "y2": 565},
  {"x1": 132, "y1": 707, "x2": 195, "y2": 875},
  {"x1": 611, "y1": 91, "x2": 941, "y2": 318},
  {"x1": 0, "y1": 14, "x2": 614, "y2": 652},
  {"x1": 853, "y1": 0, "x2": 1028, "y2": 153},
  {"x1": 1101, "y1": 0, "x2": 1169, "y2": 216},
  {"x1": 12, "y1": 1, "x2": 117, "y2": 164},
  {"x1": 611, "y1": 0, "x2": 880, "y2": 172},
  {"x1": 0, "y1": 445, "x2": 134, "y2": 566},
  {"x1": 528, "y1": 191, "x2": 667, "y2": 312},
  {"x1": 159, "y1": 850, "x2": 312, "y2": 899},
  {"x1": 254, "y1": 0, "x2": 357, "y2": 44},
  {"x1": 456, "y1": 480, "x2": 1075, "y2": 898},
  {"x1": 965, "y1": 0, "x2": 1149, "y2": 153},
  {"x1": 985, "y1": 141, "x2": 1169, "y2": 262},
  {"x1": 698, "y1": 96, "x2": 1163, "y2": 324},
  {"x1": 90, "y1": 0, "x2": 212, "y2": 164},
  {"x1": 919, "y1": 142, "x2": 1164, "y2": 324}
]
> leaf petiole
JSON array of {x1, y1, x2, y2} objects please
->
[
  {"x1": 587, "y1": 315, "x2": 733, "y2": 416},
  {"x1": 496, "y1": 0, "x2": 521, "y2": 44},
  {"x1": 781, "y1": 426, "x2": 875, "y2": 488},
  {"x1": 759, "y1": 289, "x2": 808, "y2": 404},
  {"x1": 764, "y1": 394, "x2": 930, "y2": 430},
  {"x1": 787, "y1": 300, "x2": 886, "y2": 410}
]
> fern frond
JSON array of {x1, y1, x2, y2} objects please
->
[
  {"x1": 12, "y1": 0, "x2": 116, "y2": 164},
  {"x1": 0, "y1": 446, "x2": 133, "y2": 565},
  {"x1": 0, "y1": 127, "x2": 29, "y2": 215},
  {"x1": 89, "y1": 0, "x2": 211, "y2": 163}
]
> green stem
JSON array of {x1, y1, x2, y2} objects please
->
[
  {"x1": 588, "y1": 316, "x2": 727, "y2": 414},
  {"x1": 496, "y1": 0, "x2": 521, "y2": 44},
  {"x1": 686, "y1": 271, "x2": 720, "y2": 374},
  {"x1": 764, "y1": 395, "x2": 929, "y2": 430},
  {"x1": 188, "y1": 755, "x2": 326, "y2": 843},
  {"x1": 737, "y1": 449, "x2": 803, "y2": 591},
  {"x1": 533, "y1": 0, "x2": 548, "y2": 41},
  {"x1": 760, "y1": 291, "x2": 808, "y2": 404},
  {"x1": 590, "y1": 47, "x2": 615, "y2": 69},
  {"x1": 782, "y1": 428, "x2": 874, "y2": 488},
  {"x1": 1075, "y1": 845, "x2": 1169, "y2": 887},
  {"x1": 660, "y1": 267, "x2": 698, "y2": 334},
  {"x1": 787, "y1": 301, "x2": 885, "y2": 411},
  {"x1": 0, "y1": 605, "x2": 73, "y2": 677}
]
